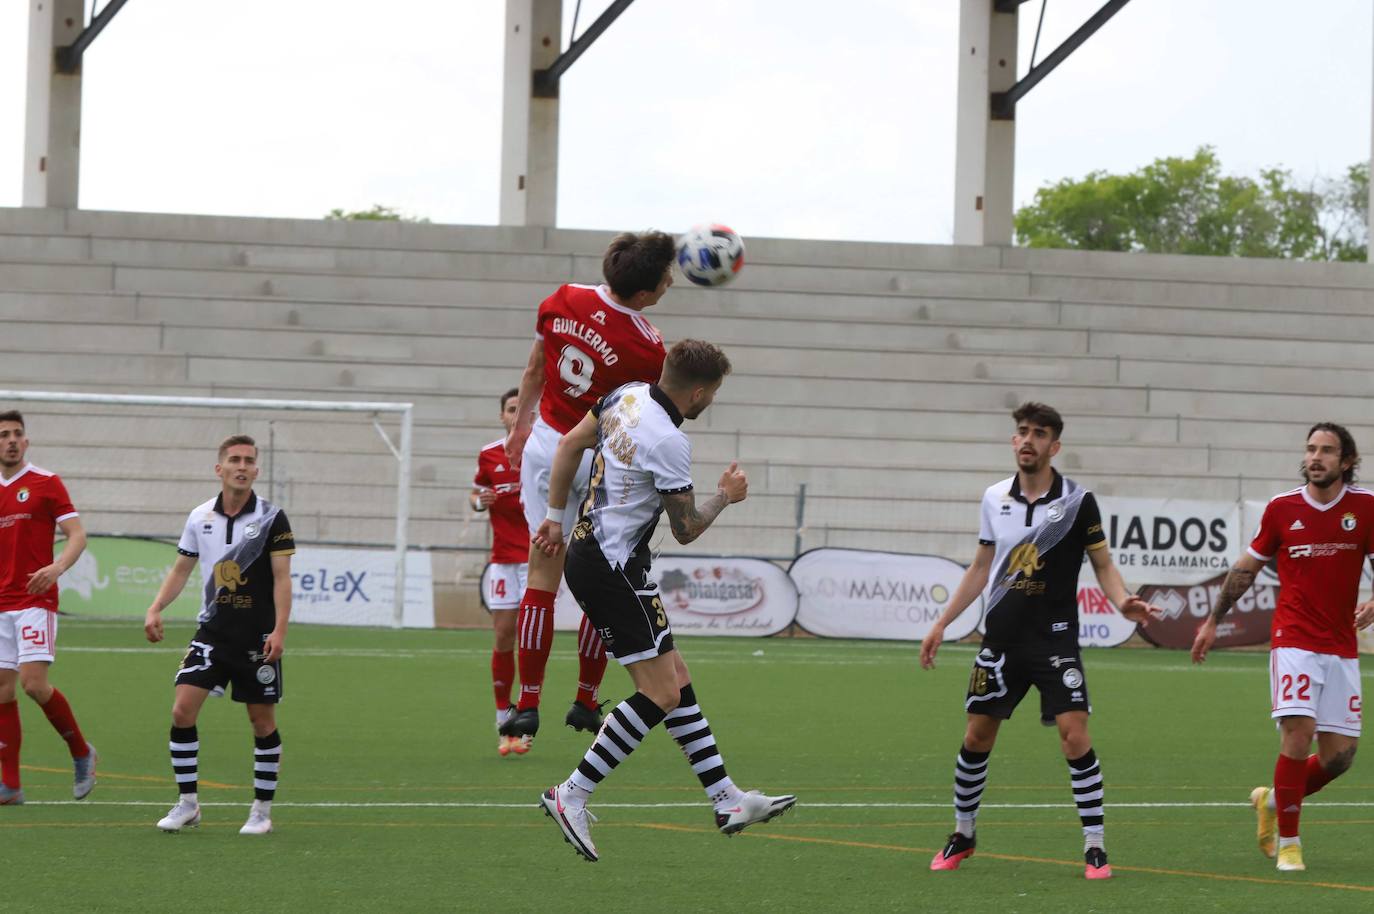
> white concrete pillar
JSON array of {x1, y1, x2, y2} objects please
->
[
  {"x1": 953, "y1": 0, "x2": 1018, "y2": 246},
  {"x1": 499, "y1": 0, "x2": 562, "y2": 227},
  {"x1": 23, "y1": 0, "x2": 85, "y2": 208}
]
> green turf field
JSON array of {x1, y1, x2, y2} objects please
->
[{"x1": 5, "y1": 621, "x2": 1373, "y2": 913}]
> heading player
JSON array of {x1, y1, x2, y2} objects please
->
[
  {"x1": 500, "y1": 231, "x2": 676, "y2": 750},
  {"x1": 0, "y1": 410, "x2": 97, "y2": 805},
  {"x1": 471, "y1": 387, "x2": 529, "y2": 756},
  {"x1": 1192, "y1": 422, "x2": 1374, "y2": 873},
  {"x1": 919, "y1": 402, "x2": 1158, "y2": 880},
  {"x1": 532, "y1": 341, "x2": 794, "y2": 862},
  {"x1": 144, "y1": 434, "x2": 295, "y2": 835}
]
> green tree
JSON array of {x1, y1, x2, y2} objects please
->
[
  {"x1": 324, "y1": 204, "x2": 429, "y2": 223},
  {"x1": 1014, "y1": 147, "x2": 1367, "y2": 261}
]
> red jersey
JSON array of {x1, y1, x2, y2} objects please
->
[
  {"x1": 535, "y1": 283, "x2": 667, "y2": 434},
  {"x1": 0, "y1": 464, "x2": 78, "y2": 613},
  {"x1": 474, "y1": 439, "x2": 528, "y2": 564},
  {"x1": 1248, "y1": 485, "x2": 1374, "y2": 658}
]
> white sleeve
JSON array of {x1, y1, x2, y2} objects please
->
[
  {"x1": 177, "y1": 512, "x2": 200, "y2": 556},
  {"x1": 645, "y1": 433, "x2": 694, "y2": 495},
  {"x1": 978, "y1": 491, "x2": 996, "y2": 544}
]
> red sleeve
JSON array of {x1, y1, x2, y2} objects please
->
[
  {"x1": 49, "y1": 475, "x2": 77, "y2": 522},
  {"x1": 534, "y1": 288, "x2": 560, "y2": 340},
  {"x1": 473, "y1": 452, "x2": 490, "y2": 488},
  {"x1": 1248, "y1": 501, "x2": 1280, "y2": 561}
]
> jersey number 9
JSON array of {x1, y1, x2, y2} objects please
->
[{"x1": 559, "y1": 344, "x2": 595, "y2": 397}]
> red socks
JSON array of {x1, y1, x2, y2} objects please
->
[
  {"x1": 40, "y1": 688, "x2": 89, "y2": 758},
  {"x1": 491, "y1": 649, "x2": 515, "y2": 711},
  {"x1": 515, "y1": 589, "x2": 556, "y2": 711},
  {"x1": 0, "y1": 701, "x2": 19, "y2": 789},
  {"x1": 1274, "y1": 753, "x2": 1308, "y2": 838},
  {"x1": 575, "y1": 615, "x2": 608, "y2": 710},
  {"x1": 1303, "y1": 753, "x2": 1335, "y2": 797}
]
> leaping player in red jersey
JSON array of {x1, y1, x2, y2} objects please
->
[
  {"x1": 471, "y1": 387, "x2": 531, "y2": 756},
  {"x1": 0, "y1": 410, "x2": 97, "y2": 805},
  {"x1": 1193, "y1": 422, "x2": 1374, "y2": 873},
  {"x1": 501, "y1": 231, "x2": 676, "y2": 752}
]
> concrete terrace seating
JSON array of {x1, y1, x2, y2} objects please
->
[{"x1": 3, "y1": 206, "x2": 1374, "y2": 575}]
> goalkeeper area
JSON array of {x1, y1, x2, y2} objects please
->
[{"x1": 11, "y1": 620, "x2": 1374, "y2": 911}]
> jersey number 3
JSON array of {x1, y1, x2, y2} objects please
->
[{"x1": 559, "y1": 344, "x2": 595, "y2": 397}]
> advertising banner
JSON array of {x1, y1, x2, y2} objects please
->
[
  {"x1": 1136, "y1": 568, "x2": 1278, "y2": 650},
  {"x1": 1093, "y1": 497, "x2": 1242, "y2": 585},
  {"x1": 56, "y1": 537, "x2": 435, "y2": 628},
  {"x1": 57, "y1": 536, "x2": 204, "y2": 620},
  {"x1": 554, "y1": 556, "x2": 797, "y2": 637},
  {"x1": 789, "y1": 548, "x2": 981, "y2": 641},
  {"x1": 1075, "y1": 582, "x2": 1140, "y2": 648}
]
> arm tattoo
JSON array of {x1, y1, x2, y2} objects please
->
[
  {"x1": 1211, "y1": 567, "x2": 1257, "y2": 621},
  {"x1": 661, "y1": 490, "x2": 730, "y2": 545}
]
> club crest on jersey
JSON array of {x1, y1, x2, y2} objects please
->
[
  {"x1": 591, "y1": 310, "x2": 607, "y2": 325},
  {"x1": 1343, "y1": 513, "x2": 1357, "y2": 531},
  {"x1": 1046, "y1": 504, "x2": 1064, "y2": 522},
  {"x1": 15, "y1": 488, "x2": 29, "y2": 503},
  {"x1": 244, "y1": 521, "x2": 261, "y2": 539}
]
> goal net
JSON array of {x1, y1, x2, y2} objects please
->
[{"x1": 0, "y1": 390, "x2": 417, "y2": 628}]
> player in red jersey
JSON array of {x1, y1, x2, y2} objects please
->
[
  {"x1": 1193, "y1": 422, "x2": 1374, "y2": 872},
  {"x1": 501, "y1": 231, "x2": 676, "y2": 750},
  {"x1": 0, "y1": 410, "x2": 97, "y2": 805},
  {"x1": 472, "y1": 387, "x2": 531, "y2": 756}
]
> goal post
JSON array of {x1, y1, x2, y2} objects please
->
[{"x1": 0, "y1": 389, "x2": 415, "y2": 628}]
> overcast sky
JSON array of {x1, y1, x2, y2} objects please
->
[{"x1": 0, "y1": 0, "x2": 1369, "y2": 243}]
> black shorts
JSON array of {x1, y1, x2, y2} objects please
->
[
  {"x1": 174, "y1": 632, "x2": 283, "y2": 704},
  {"x1": 963, "y1": 645, "x2": 1090, "y2": 722},
  {"x1": 563, "y1": 521, "x2": 675, "y2": 666}
]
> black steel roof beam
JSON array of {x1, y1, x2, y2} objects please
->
[
  {"x1": 990, "y1": 0, "x2": 1132, "y2": 120},
  {"x1": 992, "y1": 0, "x2": 1035, "y2": 10},
  {"x1": 56, "y1": 0, "x2": 130, "y2": 74},
  {"x1": 532, "y1": 0, "x2": 636, "y2": 98}
]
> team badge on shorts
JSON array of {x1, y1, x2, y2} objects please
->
[
  {"x1": 255, "y1": 665, "x2": 277, "y2": 684},
  {"x1": 1343, "y1": 513, "x2": 1357, "y2": 531},
  {"x1": 1062, "y1": 667, "x2": 1084, "y2": 689}
]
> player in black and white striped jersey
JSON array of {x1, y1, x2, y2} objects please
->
[
  {"x1": 529, "y1": 340, "x2": 795, "y2": 862},
  {"x1": 143, "y1": 434, "x2": 295, "y2": 836}
]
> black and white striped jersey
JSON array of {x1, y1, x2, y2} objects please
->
[
  {"x1": 977, "y1": 470, "x2": 1107, "y2": 650},
  {"x1": 580, "y1": 382, "x2": 693, "y2": 570},
  {"x1": 177, "y1": 491, "x2": 295, "y2": 646}
]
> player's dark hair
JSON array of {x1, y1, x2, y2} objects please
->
[
  {"x1": 1306, "y1": 421, "x2": 1360, "y2": 484},
  {"x1": 0, "y1": 410, "x2": 23, "y2": 429},
  {"x1": 1012, "y1": 402, "x2": 1064, "y2": 440},
  {"x1": 499, "y1": 387, "x2": 519, "y2": 410},
  {"x1": 663, "y1": 339, "x2": 732, "y2": 388},
  {"x1": 603, "y1": 230, "x2": 676, "y2": 300},
  {"x1": 218, "y1": 434, "x2": 258, "y2": 461}
]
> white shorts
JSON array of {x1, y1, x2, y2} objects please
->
[
  {"x1": 1270, "y1": 647, "x2": 1362, "y2": 737},
  {"x1": 0, "y1": 608, "x2": 58, "y2": 669},
  {"x1": 520, "y1": 416, "x2": 593, "y2": 535},
  {"x1": 481, "y1": 562, "x2": 528, "y2": 611}
]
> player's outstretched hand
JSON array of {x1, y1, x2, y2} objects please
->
[
  {"x1": 144, "y1": 608, "x2": 164, "y2": 644},
  {"x1": 718, "y1": 462, "x2": 748, "y2": 504},
  {"x1": 1356, "y1": 600, "x2": 1374, "y2": 630},
  {"x1": 533, "y1": 520, "x2": 564, "y2": 557},
  {"x1": 1119, "y1": 594, "x2": 1163, "y2": 627},
  {"x1": 263, "y1": 629, "x2": 285, "y2": 662},
  {"x1": 919, "y1": 624, "x2": 944, "y2": 670},
  {"x1": 26, "y1": 563, "x2": 62, "y2": 594},
  {"x1": 1190, "y1": 619, "x2": 1218, "y2": 664},
  {"x1": 504, "y1": 427, "x2": 529, "y2": 469}
]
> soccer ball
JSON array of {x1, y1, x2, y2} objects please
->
[{"x1": 677, "y1": 224, "x2": 745, "y2": 287}]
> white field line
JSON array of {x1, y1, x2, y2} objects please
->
[{"x1": 23, "y1": 800, "x2": 1374, "y2": 810}]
